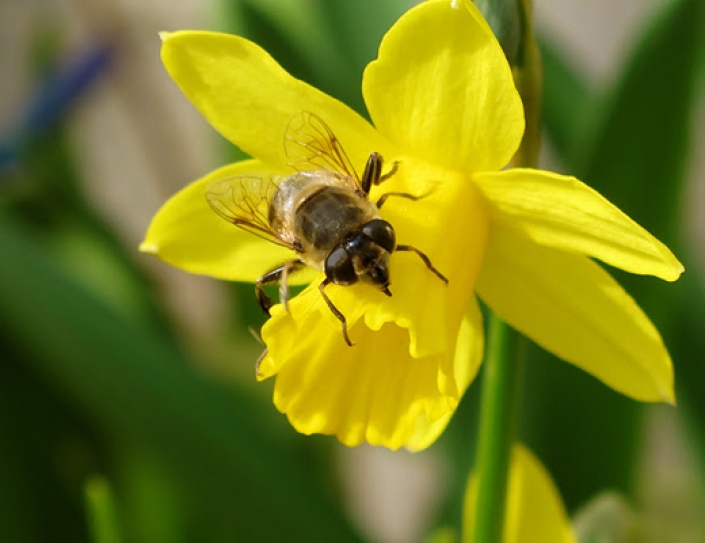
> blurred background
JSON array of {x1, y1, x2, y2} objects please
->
[{"x1": 0, "y1": 0, "x2": 703, "y2": 541}]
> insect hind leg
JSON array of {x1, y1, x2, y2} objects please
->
[{"x1": 255, "y1": 259, "x2": 306, "y2": 315}]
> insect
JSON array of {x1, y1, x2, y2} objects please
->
[{"x1": 206, "y1": 111, "x2": 447, "y2": 346}]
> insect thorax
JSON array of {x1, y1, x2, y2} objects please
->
[{"x1": 269, "y1": 171, "x2": 379, "y2": 268}]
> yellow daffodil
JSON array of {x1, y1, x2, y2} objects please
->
[
  {"x1": 141, "y1": 0, "x2": 682, "y2": 450},
  {"x1": 464, "y1": 444, "x2": 577, "y2": 543}
]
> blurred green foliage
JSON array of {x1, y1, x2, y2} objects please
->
[{"x1": 0, "y1": 0, "x2": 703, "y2": 541}]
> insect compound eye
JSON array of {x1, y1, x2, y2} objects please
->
[
  {"x1": 361, "y1": 219, "x2": 396, "y2": 253},
  {"x1": 325, "y1": 245, "x2": 358, "y2": 286}
]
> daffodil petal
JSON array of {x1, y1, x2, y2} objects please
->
[
  {"x1": 363, "y1": 0, "x2": 524, "y2": 173},
  {"x1": 476, "y1": 221, "x2": 675, "y2": 403},
  {"x1": 259, "y1": 291, "x2": 465, "y2": 450},
  {"x1": 406, "y1": 298, "x2": 484, "y2": 452},
  {"x1": 464, "y1": 444, "x2": 576, "y2": 543},
  {"x1": 141, "y1": 160, "x2": 314, "y2": 283},
  {"x1": 474, "y1": 169, "x2": 683, "y2": 281},
  {"x1": 161, "y1": 31, "x2": 391, "y2": 168}
]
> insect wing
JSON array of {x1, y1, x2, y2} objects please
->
[
  {"x1": 284, "y1": 111, "x2": 361, "y2": 190},
  {"x1": 206, "y1": 175, "x2": 294, "y2": 248}
]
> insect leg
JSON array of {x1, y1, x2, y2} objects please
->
[
  {"x1": 362, "y1": 154, "x2": 400, "y2": 194},
  {"x1": 360, "y1": 152, "x2": 383, "y2": 194},
  {"x1": 376, "y1": 192, "x2": 423, "y2": 209},
  {"x1": 255, "y1": 260, "x2": 306, "y2": 315},
  {"x1": 378, "y1": 160, "x2": 399, "y2": 184},
  {"x1": 279, "y1": 260, "x2": 308, "y2": 311},
  {"x1": 395, "y1": 245, "x2": 449, "y2": 284},
  {"x1": 318, "y1": 278, "x2": 354, "y2": 346},
  {"x1": 255, "y1": 348, "x2": 268, "y2": 378}
]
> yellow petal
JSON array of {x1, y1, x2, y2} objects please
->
[
  {"x1": 363, "y1": 0, "x2": 524, "y2": 173},
  {"x1": 463, "y1": 444, "x2": 576, "y2": 543},
  {"x1": 476, "y1": 221, "x2": 675, "y2": 403},
  {"x1": 406, "y1": 298, "x2": 485, "y2": 452},
  {"x1": 141, "y1": 160, "x2": 313, "y2": 283},
  {"x1": 160, "y1": 31, "x2": 390, "y2": 168},
  {"x1": 260, "y1": 306, "x2": 459, "y2": 450},
  {"x1": 474, "y1": 169, "x2": 683, "y2": 281}
]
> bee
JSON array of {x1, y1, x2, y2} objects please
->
[{"x1": 206, "y1": 111, "x2": 447, "y2": 346}]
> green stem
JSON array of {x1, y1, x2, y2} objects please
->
[
  {"x1": 470, "y1": 315, "x2": 525, "y2": 543},
  {"x1": 512, "y1": 0, "x2": 542, "y2": 169},
  {"x1": 468, "y1": 1, "x2": 540, "y2": 541}
]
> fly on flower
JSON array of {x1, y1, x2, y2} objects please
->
[{"x1": 206, "y1": 111, "x2": 448, "y2": 346}]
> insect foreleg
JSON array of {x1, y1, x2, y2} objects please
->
[
  {"x1": 319, "y1": 278, "x2": 354, "y2": 346},
  {"x1": 255, "y1": 259, "x2": 306, "y2": 315},
  {"x1": 361, "y1": 154, "x2": 400, "y2": 194},
  {"x1": 395, "y1": 245, "x2": 449, "y2": 285},
  {"x1": 360, "y1": 152, "x2": 383, "y2": 194},
  {"x1": 378, "y1": 160, "x2": 399, "y2": 183}
]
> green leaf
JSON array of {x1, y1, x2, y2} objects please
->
[
  {"x1": 318, "y1": 0, "x2": 412, "y2": 77},
  {"x1": 474, "y1": 0, "x2": 521, "y2": 64},
  {"x1": 539, "y1": 36, "x2": 594, "y2": 164}
]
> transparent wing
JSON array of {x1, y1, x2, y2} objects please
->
[
  {"x1": 284, "y1": 111, "x2": 361, "y2": 190},
  {"x1": 206, "y1": 175, "x2": 297, "y2": 249}
]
